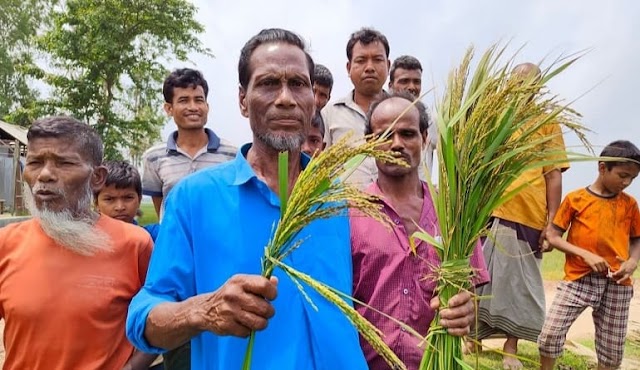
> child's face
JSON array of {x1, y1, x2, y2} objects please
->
[
  {"x1": 96, "y1": 185, "x2": 141, "y2": 224},
  {"x1": 600, "y1": 162, "x2": 640, "y2": 195},
  {"x1": 301, "y1": 126, "x2": 325, "y2": 158}
]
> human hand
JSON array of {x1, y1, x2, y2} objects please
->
[
  {"x1": 540, "y1": 225, "x2": 553, "y2": 253},
  {"x1": 611, "y1": 256, "x2": 638, "y2": 284},
  {"x1": 580, "y1": 251, "x2": 610, "y2": 274},
  {"x1": 430, "y1": 290, "x2": 474, "y2": 336},
  {"x1": 191, "y1": 274, "x2": 278, "y2": 337}
]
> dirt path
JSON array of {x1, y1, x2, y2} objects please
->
[{"x1": 1, "y1": 281, "x2": 639, "y2": 366}]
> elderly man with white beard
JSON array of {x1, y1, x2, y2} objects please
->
[{"x1": 0, "y1": 116, "x2": 155, "y2": 370}]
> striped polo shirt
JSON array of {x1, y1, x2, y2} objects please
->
[{"x1": 142, "y1": 128, "x2": 237, "y2": 217}]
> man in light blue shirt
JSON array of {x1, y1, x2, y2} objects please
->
[{"x1": 126, "y1": 28, "x2": 368, "y2": 370}]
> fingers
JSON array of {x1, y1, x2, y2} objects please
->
[
  {"x1": 242, "y1": 275, "x2": 278, "y2": 301},
  {"x1": 200, "y1": 274, "x2": 278, "y2": 337},
  {"x1": 438, "y1": 291, "x2": 474, "y2": 337},
  {"x1": 429, "y1": 295, "x2": 439, "y2": 311},
  {"x1": 615, "y1": 272, "x2": 631, "y2": 285}
]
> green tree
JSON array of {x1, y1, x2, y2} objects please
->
[
  {"x1": 37, "y1": 0, "x2": 210, "y2": 160},
  {"x1": 0, "y1": 0, "x2": 56, "y2": 124}
]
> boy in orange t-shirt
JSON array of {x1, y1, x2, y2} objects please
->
[{"x1": 539, "y1": 140, "x2": 640, "y2": 370}]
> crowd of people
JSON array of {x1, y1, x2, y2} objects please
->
[{"x1": 1, "y1": 26, "x2": 639, "y2": 370}]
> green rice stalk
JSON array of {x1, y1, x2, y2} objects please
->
[{"x1": 413, "y1": 44, "x2": 592, "y2": 370}]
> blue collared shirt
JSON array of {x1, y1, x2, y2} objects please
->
[{"x1": 127, "y1": 144, "x2": 367, "y2": 370}]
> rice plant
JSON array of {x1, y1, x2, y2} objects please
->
[{"x1": 412, "y1": 44, "x2": 591, "y2": 370}]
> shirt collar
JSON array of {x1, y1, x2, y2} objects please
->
[
  {"x1": 166, "y1": 128, "x2": 221, "y2": 154},
  {"x1": 232, "y1": 143, "x2": 311, "y2": 186},
  {"x1": 334, "y1": 89, "x2": 389, "y2": 117}
]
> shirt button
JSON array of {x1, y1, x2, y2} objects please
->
[
  {"x1": 403, "y1": 288, "x2": 409, "y2": 295},
  {"x1": 394, "y1": 219, "x2": 401, "y2": 225},
  {"x1": 401, "y1": 327, "x2": 406, "y2": 332}
]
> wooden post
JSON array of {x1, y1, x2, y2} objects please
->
[{"x1": 12, "y1": 139, "x2": 21, "y2": 215}]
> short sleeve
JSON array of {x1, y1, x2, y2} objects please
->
[
  {"x1": 542, "y1": 123, "x2": 569, "y2": 173},
  {"x1": 142, "y1": 152, "x2": 163, "y2": 197},
  {"x1": 628, "y1": 198, "x2": 640, "y2": 239},
  {"x1": 552, "y1": 194, "x2": 574, "y2": 231}
]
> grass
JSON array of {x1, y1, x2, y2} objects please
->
[
  {"x1": 578, "y1": 337, "x2": 640, "y2": 361},
  {"x1": 465, "y1": 341, "x2": 595, "y2": 369},
  {"x1": 137, "y1": 202, "x2": 158, "y2": 226}
]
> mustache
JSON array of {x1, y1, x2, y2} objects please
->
[{"x1": 31, "y1": 183, "x2": 65, "y2": 195}]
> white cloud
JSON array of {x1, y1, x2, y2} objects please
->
[{"x1": 165, "y1": 0, "x2": 640, "y2": 196}]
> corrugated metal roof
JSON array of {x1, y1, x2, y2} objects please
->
[{"x1": 0, "y1": 120, "x2": 27, "y2": 145}]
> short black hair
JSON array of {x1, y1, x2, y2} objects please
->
[
  {"x1": 27, "y1": 116, "x2": 103, "y2": 166},
  {"x1": 390, "y1": 55, "x2": 422, "y2": 83},
  {"x1": 365, "y1": 91, "x2": 429, "y2": 135},
  {"x1": 163, "y1": 68, "x2": 209, "y2": 103},
  {"x1": 238, "y1": 28, "x2": 314, "y2": 90},
  {"x1": 346, "y1": 27, "x2": 390, "y2": 62},
  {"x1": 313, "y1": 64, "x2": 333, "y2": 89},
  {"x1": 600, "y1": 140, "x2": 640, "y2": 170},
  {"x1": 311, "y1": 111, "x2": 325, "y2": 138},
  {"x1": 99, "y1": 160, "x2": 142, "y2": 198}
]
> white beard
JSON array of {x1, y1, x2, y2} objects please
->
[
  {"x1": 257, "y1": 131, "x2": 306, "y2": 152},
  {"x1": 24, "y1": 182, "x2": 113, "y2": 256}
]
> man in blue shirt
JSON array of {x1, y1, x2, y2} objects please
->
[{"x1": 126, "y1": 28, "x2": 368, "y2": 369}]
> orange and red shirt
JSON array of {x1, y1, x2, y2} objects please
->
[
  {"x1": 553, "y1": 187, "x2": 640, "y2": 286},
  {"x1": 0, "y1": 215, "x2": 152, "y2": 370}
]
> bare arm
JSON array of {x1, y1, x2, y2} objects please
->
[
  {"x1": 611, "y1": 238, "x2": 640, "y2": 284},
  {"x1": 122, "y1": 351, "x2": 159, "y2": 370},
  {"x1": 540, "y1": 169, "x2": 562, "y2": 250},
  {"x1": 144, "y1": 274, "x2": 277, "y2": 350},
  {"x1": 151, "y1": 196, "x2": 163, "y2": 218},
  {"x1": 546, "y1": 224, "x2": 610, "y2": 273}
]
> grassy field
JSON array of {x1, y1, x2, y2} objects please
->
[
  {"x1": 464, "y1": 341, "x2": 595, "y2": 369},
  {"x1": 138, "y1": 202, "x2": 158, "y2": 226}
]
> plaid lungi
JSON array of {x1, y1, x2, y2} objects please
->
[{"x1": 538, "y1": 273, "x2": 633, "y2": 368}]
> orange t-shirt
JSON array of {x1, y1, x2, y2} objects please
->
[
  {"x1": 493, "y1": 123, "x2": 569, "y2": 230},
  {"x1": 0, "y1": 215, "x2": 153, "y2": 370},
  {"x1": 553, "y1": 187, "x2": 640, "y2": 286}
]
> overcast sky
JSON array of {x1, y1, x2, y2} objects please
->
[{"x1": 165, "y1": 0, "x2": 640, "y2": 196}]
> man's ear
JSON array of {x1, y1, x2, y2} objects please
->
[
  {"x1": 346, "y1": 61, "x2": 351, "y2": 77},
  {"x1": 91, "y1": 165, "x2": 108, "y2": 194},
  {"x1": 163, "y1": 102, "x2": 173, "y2": 117},
  {"x1": 239, "y1": 85, "x2": 249, "y2": 118},
  {"x1": 422, "y1": 130, "x2": 428, "y2": 148}
]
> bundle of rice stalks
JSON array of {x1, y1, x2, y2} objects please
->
[
  {"x1": 242, "y1": 130, "x2": 411, "y2": 370},
  {"x1": 412, "y1": 44, "x2": 591, "y2": 370}
]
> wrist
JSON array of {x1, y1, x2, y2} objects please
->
[{"x1": 183, "y1": 295, "x2": 209, "y2": 334}]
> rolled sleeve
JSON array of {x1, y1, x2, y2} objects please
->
[{"x1": 126, "y1": 290, "x2": 174, "y2": 354}]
